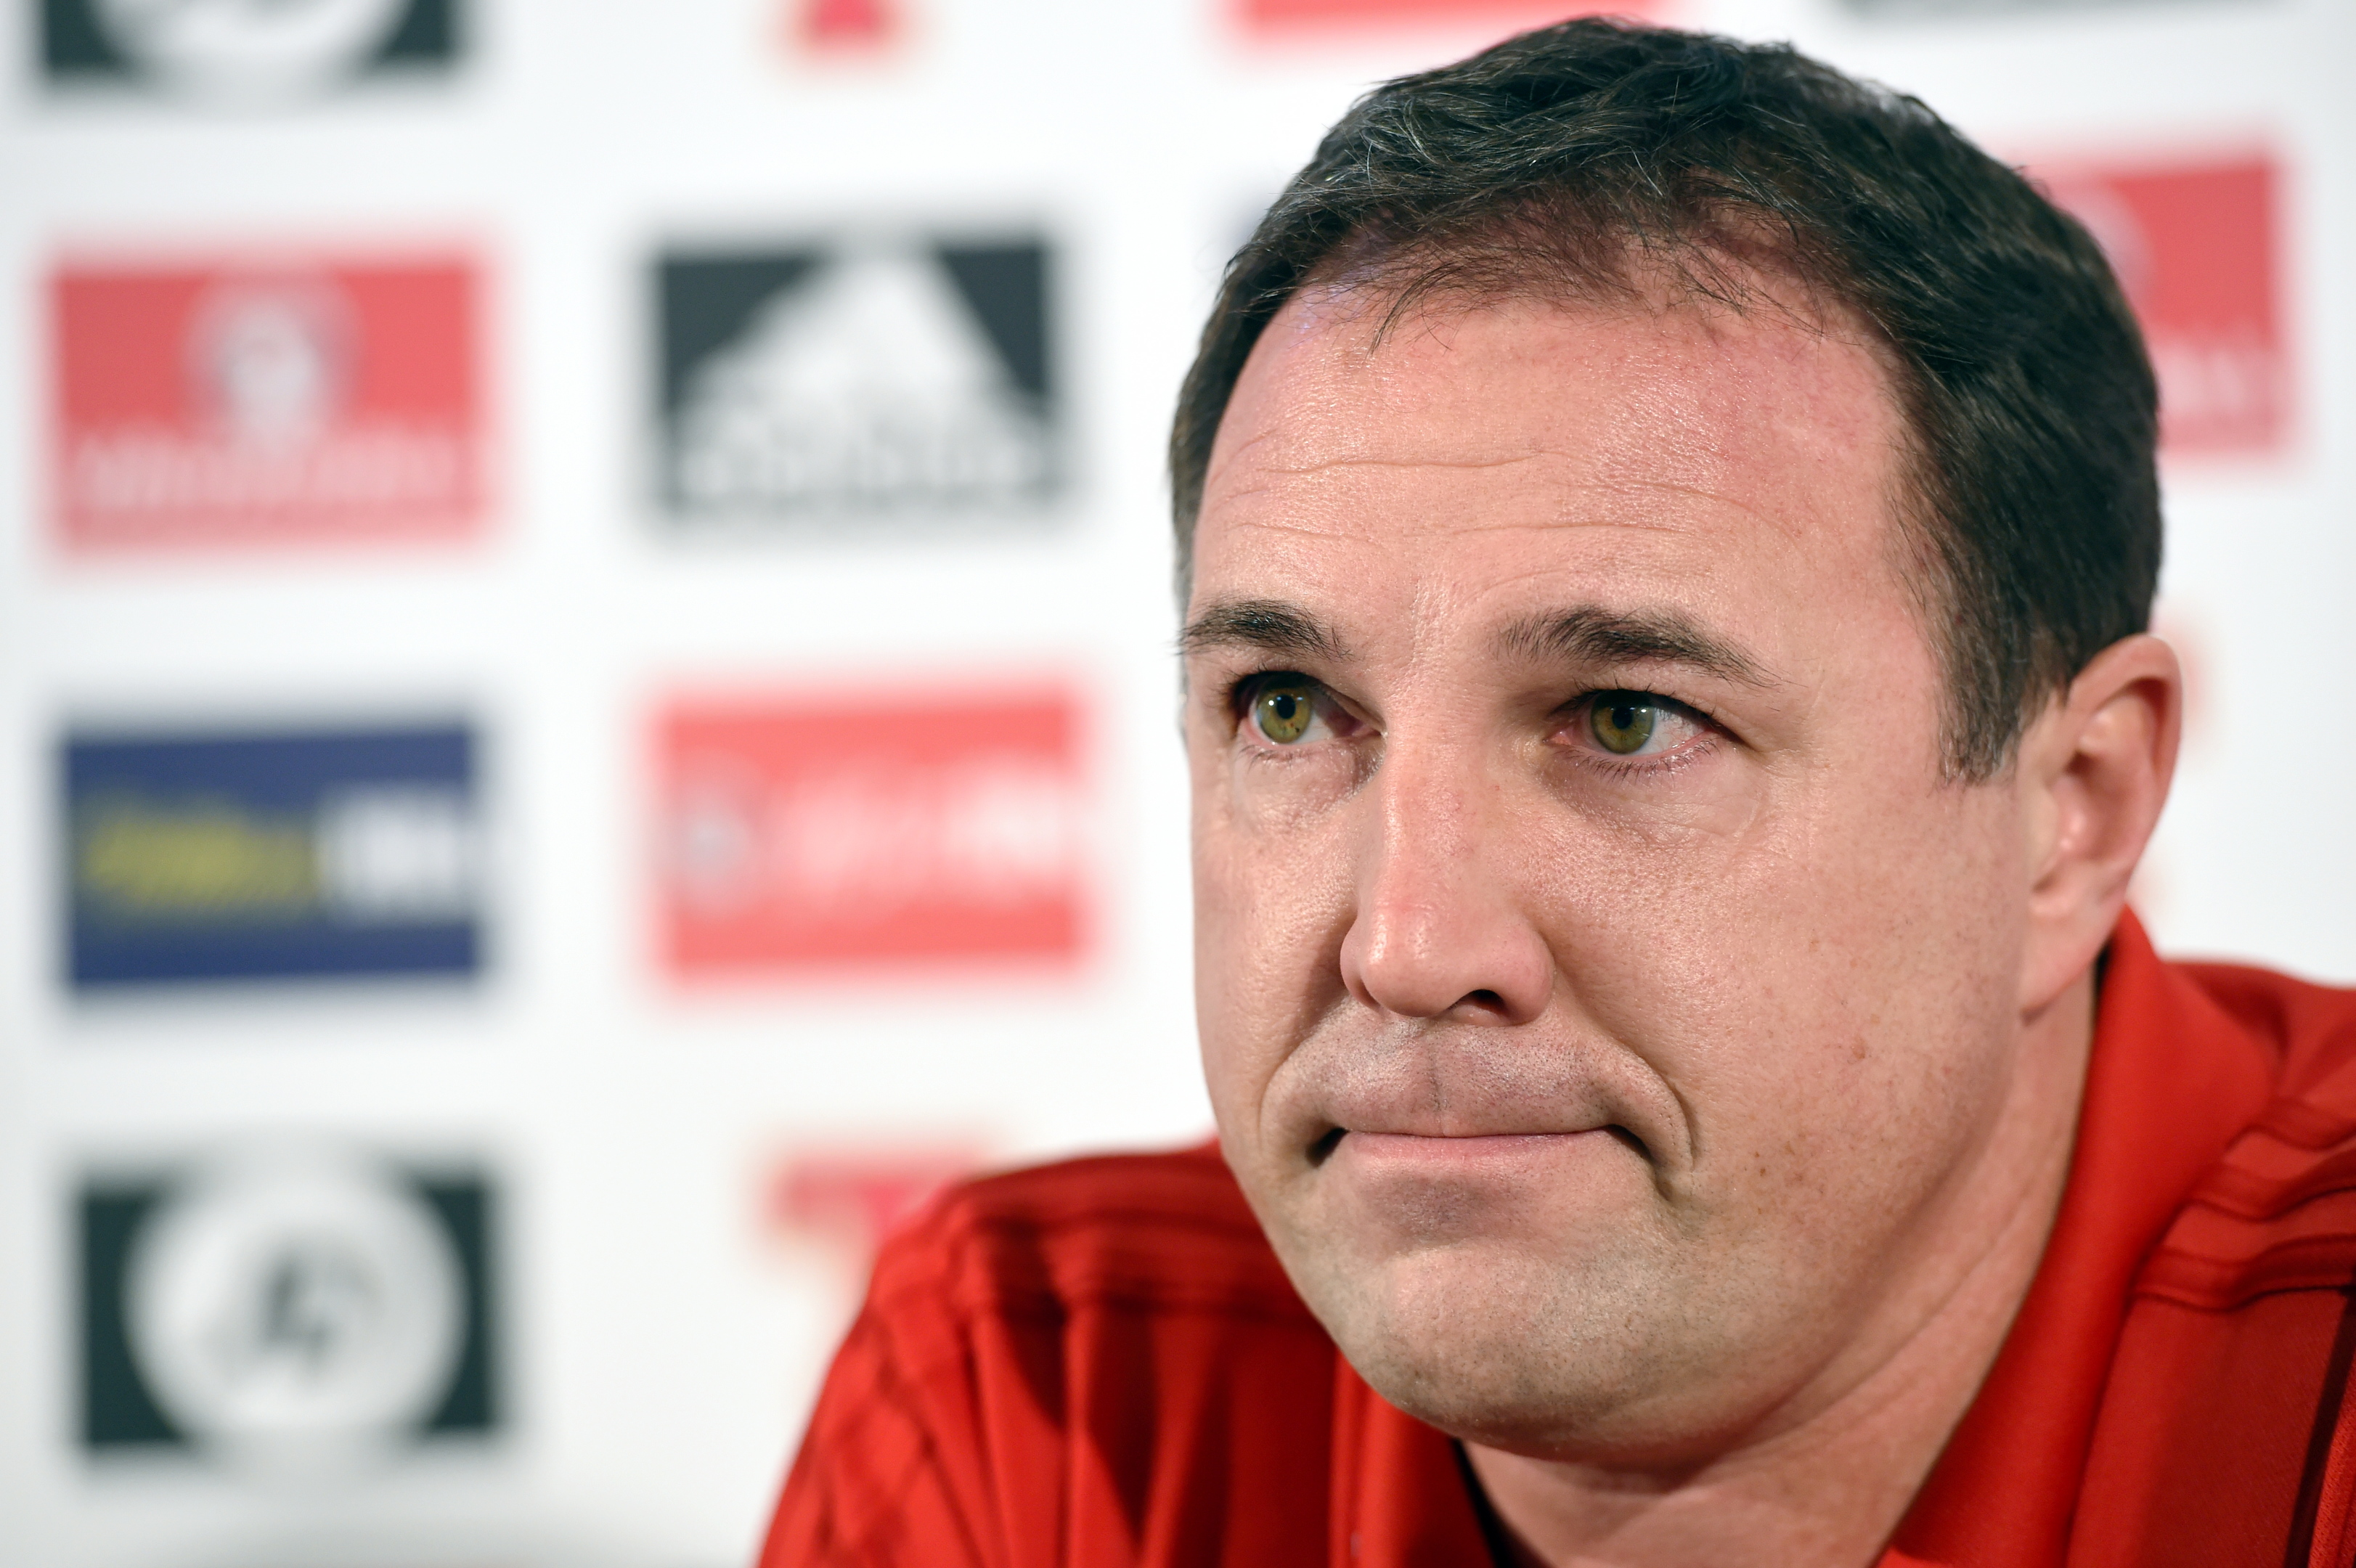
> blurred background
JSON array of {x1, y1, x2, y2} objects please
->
[{"x1": 1, "y1": 0, "x2": 2348, "y2": 1564}]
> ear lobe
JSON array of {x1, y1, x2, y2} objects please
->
[{"x1": 2019, "y1": 633, "x2": 2183, "y2": 1014}]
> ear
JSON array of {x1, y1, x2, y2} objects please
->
[{"x1": 2017, "y1": 633, "x2": 2183, "y2": 1014}]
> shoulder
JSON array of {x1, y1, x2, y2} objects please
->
[
  {"x1": 868, "y1": 1141, "x2": 1318, "y2": 1329},
  {"x1": 762, "y1": 1147, "x2": 1337, "y2": 1567},
  {"x1": 2143, "y1": 961, "x2": 2356, "y2": 1308},
  {"x1": 2076, "y1": 963, "x2": 2356, "y2": 1563}
]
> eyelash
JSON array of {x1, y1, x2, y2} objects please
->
[
  {"x1": 1225, "y1": 671, "x2": 1724, "y2": 777},
  {"x1": 1226, "y1": 671, "x2": 1353, "y2": 755},
  {"x1": 1560, "y1": 690, "x2": 1723, "y2": 782}
]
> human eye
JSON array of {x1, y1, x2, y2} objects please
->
[
  {"x1": 1564, "y1": 690, "x2": 1715, "y2": 769},
  {"x1": 1236, "y1": 672, "x2": 1351, "y2": 748}
]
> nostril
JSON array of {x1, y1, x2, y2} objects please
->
[{"x1": 1463, "y1": 989, "x2": 1505, "y2": 1012}]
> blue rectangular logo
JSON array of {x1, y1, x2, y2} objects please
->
[{"x1": 65, "y1": 725, "x2": 483, "y2": 989}]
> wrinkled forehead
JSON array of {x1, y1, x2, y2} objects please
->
[
  {"x1": 1191, "y1": 285, "x2": 1922, "y2": 670},
  {"x1": 1211, "y1": 274, "x2": 1901, "y2": 491}
]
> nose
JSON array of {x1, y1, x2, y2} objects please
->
[{"x1": 1336, "y1": 743, "x2": 1554, "y2": 1025}]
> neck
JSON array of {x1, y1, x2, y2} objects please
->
[{"x1": 1464, "y1": 973, "x2": 2096, "y2": 1568}]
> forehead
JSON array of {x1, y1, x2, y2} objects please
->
[{"x1": 1194, "y1": 287, "x2": 1912, "y2": 645}]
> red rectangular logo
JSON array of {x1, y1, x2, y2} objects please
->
[
  {"x1": 659, "y1": 687, "x2": 1088, "y2": 973},
  {"x1": 51, "y1": 256, "x2": 486, "y2": 550},
  {"x1": 788, "y1": 0, "x2": 900, "y2": 52},
  {"x1": 2039, "y1": 157, "x2": 2286, "y2": 457},
  {"x1": 764, "y1": 1147, "x2": 982, "y2": 1255}
]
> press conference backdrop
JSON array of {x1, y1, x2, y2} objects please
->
[{"x1": 1, "y1": 1, "x2": 2347, "y2": 1564}]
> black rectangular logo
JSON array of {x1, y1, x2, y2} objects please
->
[
  {"x1": 656, "y1": 237, "x2": 1059, "y2": 528},
  {"x1": 40, "y1": 0, "x2": 460, "y2": 101},
  {"x1": 79, "y1": 1148, "x2": 497, "y2": 1466},
  {"x1": 1838, "y1": 0, "x2": 2254, "y2": 15}
]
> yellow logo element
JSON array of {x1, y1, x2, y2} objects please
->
[{"x1": 78, "y1": 799, "x2": 317, "y2": 919}]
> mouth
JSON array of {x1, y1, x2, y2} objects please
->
[{"x1": 1308, "y1": 1124, "x2": 1653, "y2": 1167}]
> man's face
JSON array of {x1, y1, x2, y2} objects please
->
[{"x1": 1183, "y1": 285, "x2": 2047, "y2": 1460}]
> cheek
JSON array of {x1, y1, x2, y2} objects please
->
[
  {"x1": 1551, "y1": 782, "x2": 2022, "y2": 1212},
  {"x1": 1520, "y1": 734, "x2": 2014, "y2": 1014},
  {"x1": 1190, "y1": 763, "x2": 1359, "y2": 1130}
]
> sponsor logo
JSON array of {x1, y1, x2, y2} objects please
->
[
  {"x1": 79, "y1": 1145, "x2": 497, "y2": 1472},
  {"x1": 2037, "y1": 156, "x2": 2286, "y2": 457},
  {"x1": 1236, "y1": 0, "x2": 1655, "y2": 35},
  {"x1": 1842, "y1": 0, "x2": 2254, "y2": 16},
  {"x1": 41, "y1": 0, "x2": 460, "y2": 104},
  {"x1": 51, "y1": 257, "x2": 485, "y2": 550},
  {"x1": 765, "y1": 1146, "x2": 979, "y2": 1256},
  {"x1": 788, "y1": 0, "x2": 900, "y2": 52},
  {"x1": 659, "y1": 687, "x2": 1087, "y2": 971},
  {"x1": 64, "y1": 723, "x2": 484, "y2": 989},
  {"x1": 655, "y1": 237, "x2": 1056, "y2": 528}
]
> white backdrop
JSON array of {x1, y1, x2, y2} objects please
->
[{"x1": 2, "y1": 1, "x2": 2349, "y2": 1564}]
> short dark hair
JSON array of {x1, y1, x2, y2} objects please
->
[{"x1": 1170, "y1": 20, "x2": 2159, "y2": 779}]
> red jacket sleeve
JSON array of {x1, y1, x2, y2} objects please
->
[
  {"x1": 758, "y1": 1286, "x2": 997, "y2": 1568},
  {"x1": 754, "y1": 1148, "x2": 1340, "y2": 1568},
  {"x1": 756, "y1": 1183, "x2": 1071, "y2": 1568}
]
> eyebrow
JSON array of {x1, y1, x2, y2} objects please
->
[
  {"x1": 1177, "y1": 597, "x2": 1773, "y2": 690},
  {"x1": 1497, "y1": 606, "x2": 1773, "y2": 688},
  {"x1": 1178, "y1": 598, "x2": 1346, "y2": 663}
]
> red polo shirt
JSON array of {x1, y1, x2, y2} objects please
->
[{"x1": 762, "y1": 914, "x2": 2356, "y2": 1567}]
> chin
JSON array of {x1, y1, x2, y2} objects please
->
[
  {"x1": 1300, "y1": 1236, "x2": 1769, "y2": 1463},
  {"x1": 1310, "y1": 1239, "x2": 1650, "y2": 1440}
]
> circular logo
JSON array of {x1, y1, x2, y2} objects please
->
[
  {"x1": 124, "y1": 1146, "x2": 465, "y2": 1475},
  {"x1": 185, "y1": 279, "x2": 354, "y2": 449},
  {"x1": 94, "y1": 0, "x2": 410, "y2": 105},
  {"x1": 667, "y1": 769, "x2": 769, "y2": 915}
]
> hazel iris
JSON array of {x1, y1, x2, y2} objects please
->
[
  {"x1": 1591, "y1": 695, "x2": 1658, "y2": 755},
  {"x1": 1253, "y1": 679, "x2": 1317, "y2": 744}
]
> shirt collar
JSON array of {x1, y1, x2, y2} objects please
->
[{"x1": 1884, "y1": 910, "x2": 2275, "y2": 1566}]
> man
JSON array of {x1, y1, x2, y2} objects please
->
[{"x1": 762, "y1": 21, "x2": 2356, "y2": 1567}]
